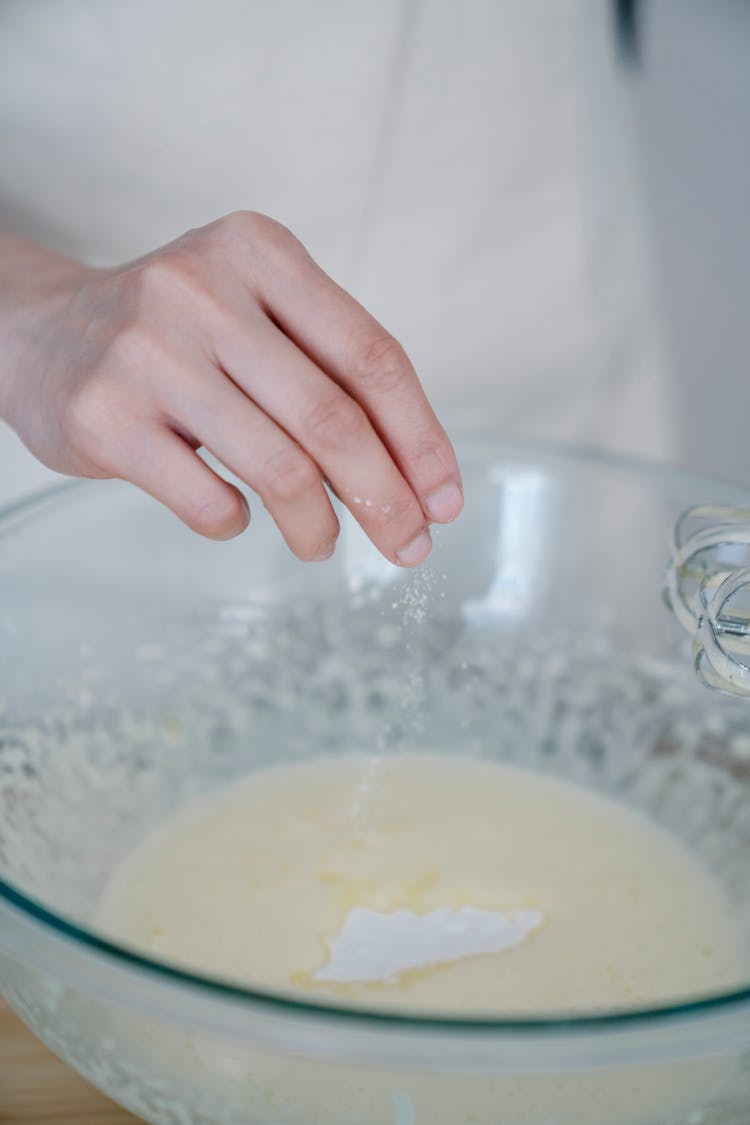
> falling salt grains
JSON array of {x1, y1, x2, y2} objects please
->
[
  {"x1": 349, "y1": 568, "x2": 445, "y2": 830},
  {"x1": 346, "y1": 751, "x2": 386, "y2": 833},
  {"x1": 392, "y1": 566, "x2": 438, "y2": 627},
  {"x1": 392, "y1": 567, "x2": 447, "y2": 735}
]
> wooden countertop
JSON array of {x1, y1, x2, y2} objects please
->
[{"x1": 0, "y1": 999, "x2": 138, "y2": 1124}]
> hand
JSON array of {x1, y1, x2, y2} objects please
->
[{"x1": 0, "y1": 213, "x2": 462, "y2": 564}]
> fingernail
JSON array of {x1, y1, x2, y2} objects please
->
[
  {"x1": 312, "y1": 540, "x2": 336, "y2": 562},
  {"x1": 396, "y1": 529, "x2": 432, "y2": 567},
  {"x1": 424, "y1": 481, "x2": 463, "y2": 523}
]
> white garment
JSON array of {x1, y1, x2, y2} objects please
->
[{"x1": 0, "y1": 0, "x2": 672, "y2": 506}]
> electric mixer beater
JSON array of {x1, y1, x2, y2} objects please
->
[{"x1": 665, "y1": 505, "x2": 750, "y2": 698}]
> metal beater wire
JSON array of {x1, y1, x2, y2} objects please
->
[{"x1": 664, "y1": 506, "x2": 750, "y2": 698}]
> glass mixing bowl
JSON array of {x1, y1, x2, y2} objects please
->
[{"x1": 2, "y1": 437, "x2": 750, "y2": 1125}]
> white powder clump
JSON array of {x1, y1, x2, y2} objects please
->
[{"x1": 315, "y1": 906, "x2": 543, "y2": 983}]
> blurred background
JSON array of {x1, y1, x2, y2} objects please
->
[{"x1": 0, "y1": 0, "x2": 748, "y2": 507}]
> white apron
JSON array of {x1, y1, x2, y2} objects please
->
[{"x1": 0, "y1": 0, "x2": 673, "y2": 505}]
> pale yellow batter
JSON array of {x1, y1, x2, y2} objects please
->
[{"x1": 97, "y1": 754, "x2": 743, "y2": 1015}]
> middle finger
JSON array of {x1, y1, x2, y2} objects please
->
[{"x1": 213, "y1": 312, "x2": 432, "y2": 566}]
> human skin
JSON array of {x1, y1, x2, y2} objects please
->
[{"x1": 0, "y1": 212, "x2": 462, "y2": 564}]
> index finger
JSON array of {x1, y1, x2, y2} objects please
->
[{"x1": 250, "y1": 229, "x2": 464, "y2": 527}]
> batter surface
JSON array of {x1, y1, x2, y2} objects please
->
[{"x1": 97, "y1": 754, "x2": 743, "y2": 1013}]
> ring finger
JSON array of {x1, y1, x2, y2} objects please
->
[{"x1": 160, "y1": 360, "x2": 340, "y2": 561}]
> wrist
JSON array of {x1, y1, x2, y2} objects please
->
[{"x1": 0, "y1": 234, "x2": 91, "y2": 425}]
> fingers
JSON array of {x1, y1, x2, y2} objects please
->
[
  {"x1": 163, "y1": 363, "x2": 340, "y2": 561},
  {"x1": 58, "y1": 213, "x2": 463, "y2": 567},
  {"x1": 213, "y1": 313, "x2": 433, "y2": 567},
  {"x1": 243, "y1": 224, "x2": 463, "y2": 526},
  {"x1": 124, "y1": 426, "x2": 250, "y2": 541}
]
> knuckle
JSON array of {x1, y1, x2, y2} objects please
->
[
  {"x1": 208, "y1": 211, "x2": 251, "y2": 242},
  {"x1": 351, "y1": 330, "x2": 409, "y2": 395},
  {"x1": 306, "y1": 394, "x2": 369, "y2": 450},
  {"x1": 380, "y1": 491, "x2": 419, "y2": 529},
  {"x1": 220, "y1": 209, "x2": 265, "y2": 233},
  {"x1": 262, "y1": 446, "x2": 320, "y2": 504},
  {"x1": 103, "y1": 321, "x2": 155, "y2": 366},
  {"x1": 204, "y1": 212, "x2": 301, "y2": 288},
  {"x1": 62, "y1": 378, "x2": 115, "y2": 463},
  {"x1": 136, "y1": 257, "x2": 182, "y2": 299},
  {"x1": 414, "y1": 435, "x2": 453, "y2": 478},
  {"x1": 136, "y1": 253, "x2": 208, "y2": 306},
  {"x1": 218, "y1": 210, "x2": 294, "y2": 248},
  {"x1": 65, "y1": 378, "x2": 107, "y2": 437}
]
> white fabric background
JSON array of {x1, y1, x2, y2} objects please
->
[{"x1": 0, "y1": 0, "x2": 684, "y2": 505}]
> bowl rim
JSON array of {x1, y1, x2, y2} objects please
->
[
  {"x1": 5, "y1": 871, "x2": 750, "y2": 1039},
  {"x1": 3, "y1": 436, "x2": 750, "y2": 1039}
]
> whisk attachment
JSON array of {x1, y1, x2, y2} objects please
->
[{"x1": 664, "y1": 506, "x2": 750, "y2": 697}]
